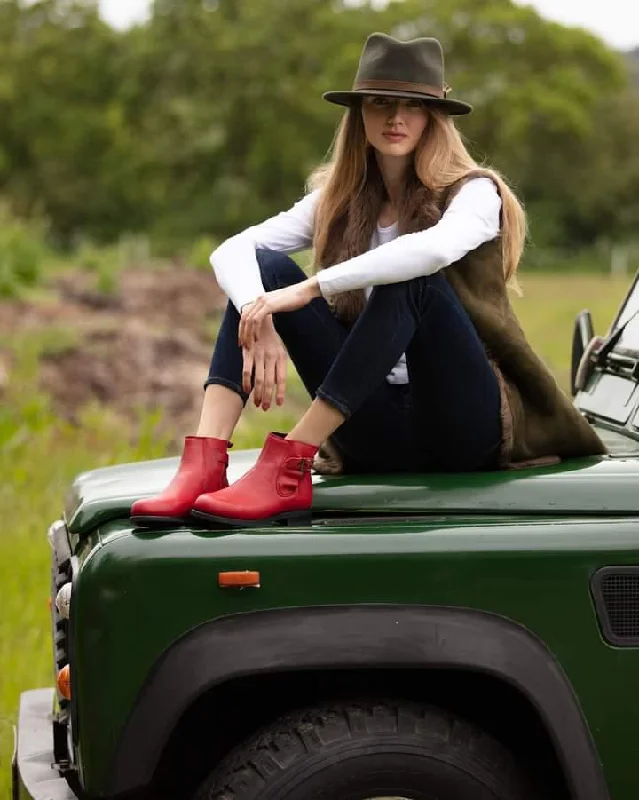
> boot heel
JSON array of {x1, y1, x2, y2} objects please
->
[{"x1": 281, "y1": 510, "x2": 312, "y2": 527}]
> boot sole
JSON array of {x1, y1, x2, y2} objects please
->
[
  {"x1": 190, "y1": 509, "x2": 312, "y2": 528},
  {"x1": 130, "y1": 515, "x2": 188, "y2": 528}
]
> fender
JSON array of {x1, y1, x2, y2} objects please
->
[{"x1": 108, "y1": 605, "x2": 607, "y2": 799}]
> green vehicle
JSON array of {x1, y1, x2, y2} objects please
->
[{"x1": 13, "y1": 275, "x2": 639, "y2": 800}]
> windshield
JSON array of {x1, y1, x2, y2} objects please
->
[{"x1": 611, "y1": 271, "x2": 639, "y2": 354}]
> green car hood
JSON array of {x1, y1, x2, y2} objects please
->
[{"x1": 65, "y1": 447, "x2": 639, "y2": 537}]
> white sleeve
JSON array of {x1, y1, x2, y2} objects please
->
[
  {"x1": 317, "y1": 178, "x2": 502, "y2": 298},
  {"x1": 210, "y1": 190, "x2": 318, "y2": 311}
]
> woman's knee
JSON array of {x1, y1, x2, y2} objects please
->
[{"x1": 256, "y1": 249, "x2": 306, "y2": 290}]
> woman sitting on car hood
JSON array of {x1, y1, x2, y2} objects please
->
[{"x1": 131, "y1": 32, "x2": 605, "y2": 528}]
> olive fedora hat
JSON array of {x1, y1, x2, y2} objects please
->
[{"x1": 323, "y1": 32, "x2": 472, "y2": 116}]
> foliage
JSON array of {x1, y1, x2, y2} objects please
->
[
  {"x1": 187, "y1": 234, "x2": 220, "y2": 270},
  {"x1": 0, "y1": 0, "x2": 637, "y2": 255},
  {"x1": 0, "y1": 348, "x2": 176, "y2": 790},
  {"x1": 0, "y1": 201, "x2": 49, "y2": 296}
]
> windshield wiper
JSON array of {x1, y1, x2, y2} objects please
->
[{"x1": 596, "y1": 310, "x2": 639, "y2": 365}]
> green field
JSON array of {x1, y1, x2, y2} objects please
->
[{"x1": 0, "y1": 272, "x2": 629, "y2": 796}]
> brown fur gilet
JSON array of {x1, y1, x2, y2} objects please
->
[{"x1": 314, "y1": 167, "x2": 606, "y2": 470}]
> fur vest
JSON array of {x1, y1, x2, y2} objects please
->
[{"x1": 314, "y1": 169, "x2": 606, "y2": 473}]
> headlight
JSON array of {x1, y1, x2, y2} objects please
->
[{"x1": 55, "y1": 583, "x2": 72, "y2": 620}]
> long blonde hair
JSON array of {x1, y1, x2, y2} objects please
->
[{"x1": 309, "y1": 104, "x2": 526, "y2": 298}]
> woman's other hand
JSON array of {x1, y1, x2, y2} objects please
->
[
  {"x1": 241, "y1": 316, "x2": 288, "y2": 410},
  {"x1": 239, "y1": 277, "x2": 320, "y2": 347}
]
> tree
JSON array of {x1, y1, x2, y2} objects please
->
[
  {"x1": 0, "y1": 0, "x2": 149, "y2": 243},
  {"x1": 0, "y1": 0, "x2": 637, "y2": 252}
]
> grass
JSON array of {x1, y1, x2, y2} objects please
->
[
  {"x1": 0, "y1": 271, "x2": 630, "y2": 796},
  {"x1": 511, "y1": 273, "x2": 628, "y2": 392}
]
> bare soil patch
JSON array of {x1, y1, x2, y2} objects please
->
[{"x1": 1, "y1": 267, "x2": 228, "y2": 441}]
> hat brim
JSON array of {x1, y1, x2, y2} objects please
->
[{"x1": 322, "y1": 88, "x2": 472, "y2": 116}]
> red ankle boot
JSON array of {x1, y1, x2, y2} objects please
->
[
  {"x1": 130, "y1": 436, "x2": 230, "y2": 526},
  {"x1": 191, "y1": 432, "x2": 317, "y2": 527}
]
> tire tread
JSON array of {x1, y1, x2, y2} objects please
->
[{"x1": 195, "y1": 699, "x2": 539, "y2": 800}]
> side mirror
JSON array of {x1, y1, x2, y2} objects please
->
[{"x1": 570, "y1": 310, "x2": 595, "y2": 396}]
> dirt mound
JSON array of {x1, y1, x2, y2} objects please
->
[
  {"x1": 120, "y1": 270, "x2": 225, "y2": 329},
  {"x1": 3, "y1": 266, "x2": 231, "y2": 441},
  {"x1": 52, "y1": 267, "x2": 226, "y2": 331},
  {"x1": 40, "y1": 322, "x2": 211, "y2": 437}
]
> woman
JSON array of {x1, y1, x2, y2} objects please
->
[{"x1": 131, "y1": 32, "x2": 605, "y2": 528}]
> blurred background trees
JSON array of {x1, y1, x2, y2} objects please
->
[{"x1": 0, "y1": 0, "x2": 638, "y2": 262}]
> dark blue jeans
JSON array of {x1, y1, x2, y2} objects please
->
[{"x1": 206, "y1": 249, "x2": 502, "y2": 473}]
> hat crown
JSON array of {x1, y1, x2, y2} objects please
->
[
  {"x1": 354, "y1": 33, "x2": 445, "y2": 91},
  {"x1": 322, "y1": 31, "x2": 471, "y2": 115}
]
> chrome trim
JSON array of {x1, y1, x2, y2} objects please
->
[{"x1": 48, "y1": 520, "x2": 71, "y2": 567}]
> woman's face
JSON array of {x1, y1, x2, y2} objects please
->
[{"x1": 361, "y1": 95, "x2": 429, "y2": 157}]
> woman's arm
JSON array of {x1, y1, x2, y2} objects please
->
[
  {"x1": 316, "y1": 178, "x2": 501, "y2": 298},
  {"x1": 210, "y1": 190, "x2": 318, "y2": 311}
]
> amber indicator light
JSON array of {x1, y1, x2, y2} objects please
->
[
  {"x1": 57, "y1": 665, "x2": 71, "y2": 700},
  {"x1": 218, "y1": 571, "x2": 261, "y2": 588}
]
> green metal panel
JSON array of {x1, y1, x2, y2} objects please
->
[
  {"x1": 71, "y1": 515, "x2": 639, "y2": 798},
  {"x1": 65, "y1": 449, "x2": 639, "y2": 537}
]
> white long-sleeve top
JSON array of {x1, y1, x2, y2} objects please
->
[{"x1": 210, "y1": 177, "x2": 502, "y2": 384}]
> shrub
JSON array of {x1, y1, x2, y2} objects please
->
[
  {"x1": 187, "y1": 235, "x2": 219, "y2": 271},
  {"x1": 0, "y1": 203, "x2": 49, "y2": 298}
]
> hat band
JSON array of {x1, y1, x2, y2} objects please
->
[{"x1": 353, "y1": 78, "x2": 446, "y2": 99}]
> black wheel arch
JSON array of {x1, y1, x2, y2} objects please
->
[{"x1": 106, "y1": 605, "x2": 608, "y2": 800}]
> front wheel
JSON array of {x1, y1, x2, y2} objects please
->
[{"x1": 194, "y1": 700, "x2": 541, "y2": 800}]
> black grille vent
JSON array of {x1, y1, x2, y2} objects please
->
[{"x1": 592, "y1": 567, "x2": 639, "y2": 646}]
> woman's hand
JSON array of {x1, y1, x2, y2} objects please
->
[
  {"x1": 242, "y1": 317, "x2": 288, "y2": 410},
  {"x1": 239, "y1": 277, "x2": 320, "y2": 348}
]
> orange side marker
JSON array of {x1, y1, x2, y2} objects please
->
[
  {"x1": 218, "y1": 571, "x2": 261, "y2": 589},
  {"x1": 57, "y1": 665, "x2": 71, "y2": 700}
]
